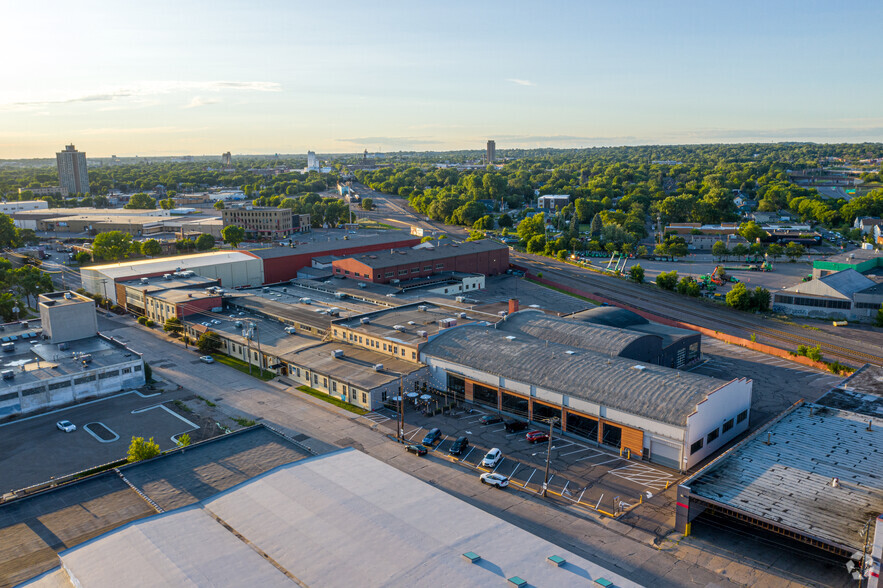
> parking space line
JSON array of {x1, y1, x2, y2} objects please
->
[
  {"x1": 461, "y1": 447, "x2": 475, "y2": 462},
  {"x1": 83, "y1": 422, "x2": 120, "y2": 443},
  {"x1": 492, "y1": 459, "x2": 504, "y2": 473},
  {"x1": 559, "y1": 447, "x2": 590, "y2": 457},
  {"x1": 491, "y1": 426, "x2": 506, "y2": 433},
  {"x1": 575, "y1": 451, "x2": 605, "y2": 461},
  {"x1": 587, "y1": 457, "x2": 622, "y2": 467},
  {"x1": 523, "y1": 469, "x2": 537, "y2": 487},
  {"x1": 577, "y1": 488, "x2": 587, "y2": 503},
  {"x1": 131, "y1": 404, "x2": 199, "y2": 429},
  {"x1": 406, "y1": 428, "x2": 422, "y2": 440},
  {"x1": 508, "y1": 463, "x2": 520, "y2": 480}
]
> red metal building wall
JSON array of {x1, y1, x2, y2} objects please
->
[{"x1": 332, "y1": 246, "x2": 509, "y2": 284}]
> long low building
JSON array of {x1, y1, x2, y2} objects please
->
[
  {"x1": 420, "y1": 324, "x2": 752, "y2": 471},
  {"x1": 81, "y1": 251, "x2": 265, "y2": 303}
]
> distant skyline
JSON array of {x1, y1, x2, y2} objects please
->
[{"x1": 2, "y1": 0, "x2": 882, "y2": 158}]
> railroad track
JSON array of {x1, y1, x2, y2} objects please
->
[{"x1": 517, "y1": 255, "x2": 883, "y2": 367}]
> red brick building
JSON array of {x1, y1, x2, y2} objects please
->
[{"x1": 331, "y1": 240, "x2": 510, "y2": 284}]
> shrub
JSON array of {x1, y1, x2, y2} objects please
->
[
  {"x1": 145, "y1": 319, "x2": 155, "y2": 328},
  {"x1": 137, "y1": 316, "x2": 148, "y2": 325}
]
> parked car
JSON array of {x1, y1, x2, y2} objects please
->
[
  {"x1": 448, "y1": 436, "x2": 469, "y2": 456},
  {"x1": 405, "y1": 444, "x2": 427, "y2": 456},
  {"x1": 422, "y1": 427, "x2": 441, "y2": 446},
  {"x1": 200, "y1": 356, "x2": 215, "y2": 364},
  {"x1": 56, "y1": 420, "x2": 76, "y2": 433},
  {"x1": 481, "y1": 448, "x2": 502, "y2": 468},
  {"x1": 212, "y1": 320, "x2": 221, "y2": 325},
  {"x1": 526, "y1": 430, "x2": 549, "y2": 444},
  {"x1": 504, "y1": 419, "x2": 528, "y2": 433},
  {"x1": 480, "y1": 472, "x2": 509, "y2": 488},
  {"x1": 478, "y1": 414, "x2": 503, "y2": 425}
]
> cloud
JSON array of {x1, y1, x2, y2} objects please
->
[
  {"x1": 2, "y1": 80, "x2": 281, "y2": 110},
  {"x1": 506, "y1": 78, "x2": 535, "y2": 87},
  {"x1": 183, "y1": 96, "x2": 220, "y2": 109},
  {"x1": 80, "y1": 126, "x2": 190, "y2": 136},
  {"x1": 494, "y1": 134, "x2": 639, "y2": 144},
  {"x1": 336, "y1": 136, "x2": 443, "y2": 146}
]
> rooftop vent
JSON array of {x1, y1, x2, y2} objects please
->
[
  {"x1": 332, "y1": 349, "x2": 344, "y2": 358},
  {"x1": 373, "y1": 363, "x2": 384, "y2": 372},
  {"x1": 64, "y1": 292, "x2": 72, "y2": 299},
  {"x1": 632, "y1": 365, "x2": 646, "y2": 371},
  {"x1": 565, "y1": 350, "x2": 576, "y2": 355},
  {"x1": 417, "y1": 330, "x2": 428, "y2": 337},
  {"x1": 418, "y1": 305, "x2": 428, "y2": 312},
  {"x1": 458, "y1": 312, "x2": 467, "y2": 319},
  {"x1": 393, "y1": 325, "x2": 405, "y2": 331},
  {"x1": 360, "y1": 317, "x2": 371, "y2": 324},
  {"x1": 163, "y1": 273, "x2": 171, "y2": 279},
  {"x1": 407, "y1": 321, "x2": 416, "y2": 325},
  {"x1": 505, "y1": 335, "x2": 516, "y2": 341}
]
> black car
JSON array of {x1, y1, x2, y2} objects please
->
[
  {"x1": 406, "y1": 444, "x2": 427, "y2": 456},
  {"x1": 422, "y1": 427, "x2": 442, "y2": 446},
  {"x1": 504, "y1": 419, "x2": 528, "y2": 433},
  {"x1": 478, "y1": 414, "x2": 503, "y2": 425},
  {"x1": 449, "y1": 436, "x2": 469, "y2": 456}
]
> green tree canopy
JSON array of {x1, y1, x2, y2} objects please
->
[
  {"x1": 195, "y1": 233, "x2": 215, "y2": 251},
  {"x1": 92, "y1": 231, "x2": 136, "y2": 261},
  {"x1": 517, "y1": 213, "x2": 546, "y2": 243},
  {"x1": 712, "y1": 240, "x2": 729, "y2": 261},
  {"x1": 197, "y1": 331, "x2": 222, "y2": 353},
  {"x1": 629, "y1": 264, "x2": 644, "y2": 283},
  {"x1": 141, "y1": 239, "x2": 162, "y2": 257},
  {"x1": 221, "y1": 225, "x2": 245, "y2": 247},
  {"x1": 127, "y1": 436, "x2": 161, "y2": 462},
  {"x1": 124, "y1": 193, "x2": 157, "y2": 210},
  {"x1": 214, "y1": 200, "x2": 225, "y2": 210}
]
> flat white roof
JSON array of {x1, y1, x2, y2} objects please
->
[
  {"x1": 50, "y1": 449, "x2": 640, "y2": 587},
  {"x1": 84, "y1": 251, "x2": 258, "y2": 279}
]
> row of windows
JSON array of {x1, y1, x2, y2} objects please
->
[
  {"x1": 773, "y1": 295, "x2": 851, "y2": 309},
  {"x1": 690, "y1": 410, "x2": 748, "y2": 455},
  {"x1": 855, "y1": 301, "x2": 882, "y2": 309}
]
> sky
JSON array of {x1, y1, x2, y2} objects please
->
[{"x1": 1, "y1": 0, "x2": 882, "y2": 158}]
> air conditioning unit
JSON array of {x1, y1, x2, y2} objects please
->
[
  {"x1": 391, "y1": 279, "x2": 400, "y2": 284},
  {"x1": 393, "y1": 325, "x2": 405, "y2": 331},
  {"x1": 373, "y1": 364, "x2": 384, "y2": 371},
  {"x1": 417, "y1": 305, "x2": 427, "y2": 312},
  {"x1": 417, "y1": 330, "x2": 428, "y2": 338},
  {"x1": 360, "y1": 317, "x2": 370, "y2": 324},
  {"x1": 332, "y1": 349, "x2": 344, "y2": 358},
  {"x1": 458, "y1": 312, "x2": 467, "y2": 319},
  {"x1": 407, "y1": 321, "x2": 416, "y2": 325},
  {"x1": 140, "y1": 277, "x2": 149, "y2": 284}
]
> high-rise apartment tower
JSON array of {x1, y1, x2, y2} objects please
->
[
  {"x1": 486, "y1": 140, "x2": 496, "y2": 165},
  {"x1": 56, "y1": 144, "x2": 90, "y2": 194}
]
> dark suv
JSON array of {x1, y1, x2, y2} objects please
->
[
  {"x1": 504, "y1": 419, "x2": 528, "y2": 433},
  {"x1": 422, "y1": 427, "x2": 441, "y2": 446},
  {"x1": 449, "y1": 436, "x2": 469, "y2": 456}
]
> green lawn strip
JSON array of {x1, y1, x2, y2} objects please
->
[
  {"x1": 296, "y1": 385, "x2": 367, "y2": 415},
  {"x1": 526, "y1": 278, "x2": 603, "y2": 305},
  {"x1": 210, "y1": 353, "x2": 275, "y2": 381}
]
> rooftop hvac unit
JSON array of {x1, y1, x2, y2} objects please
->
[
  {"x1": 360, "y1": 317, "x2": 370, "y2": 324},
  {"x1": 263, "y1": 287, "x2": 270, "y2": 293},
  {"x1": 632, "y1": 365, "x2": 646, "y2": 371},
  {"x1": 407, "y1": 321, "x2": 416, "y2": 325},
  {"x1": 458, "y1": 312, "x2": 467, "y2": 319},
  {"x1": 140, "y1": 277, "x2": 149, "y2": 284},
  {"x1": 393, "y1": 325, "x2": 405, "y2": 331},
  {"x1": 59, "y1": 342, "x2": 69, "y2": 351},
  {"x1": 357, "y1": 282, "x2": 367, "y2": 288},
  {"x1": 334, "y1": 292, "x2": 347, "y2": 299},
  {"x1": 332, "y1": 349, "x2": 344, "y2": 358},
  {"x1": 373, "y1": 363, "x2": 383, "y2": 372},
  {"x1": 505, "y1": 336, "x2": 516, "y2": 341},
  {"x1": 455, "y1": 296, "x2": 465, "y2": 303},
  {"x1": 498, "y1": 311, "x2": 508, "y2": 317},
  {"x1": 565, "y1": 350, "x2": 576, "y2": 355},
  {"x1": 63, "y1": 292, "x2": 72, "y2": 299},
  {"x1": 391, "y1": 279, "x2": 400, "y2": 284},
  {"x1": 300, "y1": 298, "x2": 311, "y2": 304},
  {"x1": 163, "y1": 273, "x2": 171, "y2": 279},
  {"x1": 417, "y1": 330, "x2": 428, "y2": 337},
  {"x1": 417, "y1": 305, "x2": 427, "y2": 312},
  {"x1": 284, "y1": 326, "x2": 297, "y2": 334}
]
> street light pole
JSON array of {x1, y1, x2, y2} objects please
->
[
  {"x1": 541, "y1": 416, "x2": 558, "y2": 497},
  {"x1": 398, "y1": 374, "x2": 404, "y2": 441}
]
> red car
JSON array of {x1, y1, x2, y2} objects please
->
[{"x1": 525, "y1": 430, "x2": 549, "y2": 444}]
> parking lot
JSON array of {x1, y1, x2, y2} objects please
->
[
  {"x1": 356, "y1": 404, "x2": 679, "y2": 516},
  {"x1": 0, "y1": 388, "x2": 198, "y2": 493}
]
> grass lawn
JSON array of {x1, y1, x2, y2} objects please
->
[
  {"x1": 296, "y1": 385, "x2": 367, "y2": 415},
  {"x1": 526, "y1": 278, "x2": 603, "y2": 306},
  {"x1": 357, "y1": 219, "x2": 397, "y2": 230},
  {"x1": 210, "y1": 353, "x2": 276, "y2": 381}
]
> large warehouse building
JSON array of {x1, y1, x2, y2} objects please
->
[
  {"x1": 331, "y1": 240, "x2": 509, "y2": 284},
  {"x1": 251, "y1": 232, "x2": 421, "y2": 284},
  {"x1": 420, "y1": 323, "x2": 752, "y2": 471},
  {"x1": 81, "y1": 252, "x2": 264, "y2": 303}
]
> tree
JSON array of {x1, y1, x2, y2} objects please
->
[
  {"x1": 805, "y1": 345, "x2": 822, "y2": 362},
  {"x1": 420, "y1": 236, "x2": 433, "y2": 243},
  {"x1": 473, "y1": 215, "x2": 494, "y2": 231},
  {"x1": 163, "y1": 316, "x2": 183, "y2": 335},
  {"x1": 0, "y1": 292, "x2": 21, "y2": 322},
  {"x1": 656, "y1": 270, "x2": 678, "y2": 290},
  {"x1": 159, "y1": 198, "x2": 175, "y2": 210},
  {"x1": 677, "y1": 277, "x2": 701, "y2": 297},
  {"x1": 92, "y1": 231, "x2": 135, "y2": 261},
  {"x1": 526, "y1": 235, "x2": 546, "y2": 253},
  {"x1": 766, "y1": 243, "x2": 784, "y2": 261},
  {"x1": 127, "y1": 436, "x2": 160, "y2": 462},
  {"x1": 731, "y1": 243, "x2": 749, "y2": 258},
  {"x1": 124, "y1": 193, "x2": 156, "y2": 210},
  {"x1": 176, "y1": 433, "x2": 191, "y2": 448},
  {"x1": 214, "y1": 200, "x2": 225, "y2": 210},
  {"x1": 654, "y1": 242, "x2": 670, "y2": 259},
  {"x1": 785, "y1": 242, "x2": 805, "y2": 261},
  {"x1": 726, "y1": 282, "x2": 752, "y2": 310},
  {"x1": 0, "y1": 214, "x2": 17, "y2": 247},
  {"x1": 74, "y1": 251, "x2": 92, "y2": 265},
  {"x1": 738, "y1": 221, "x2": 768, "y2": 243},
  {"x1": 667, "y1": 241, "x2": 688, "y2": 258},
  {"x1": 11, "y1": 265, "x2": 54, "y2": 308},
  {"x1": 712, "y1": 240, "x2": 729, "y2": 261},
  {"x1": 221, "y1": 225, "x2": 245, "y2": 247},
  {"x1": 197, "y1": 331, "x2": 222, "y2": 353},
  {"x1": 750, "y1": 286, "x2": 771, "y2": 311},
  {"x1": 517, "y1": 213, "x2": 546, "y2": 243},
  {"x1": 629, "y1": 264, "x2": 644, "y2": 283},
  {"x1": 141, "y1": 239, "x2": 162, "y2": 257},
  {"x1": 361, "y1": 198, "x2": 374, "y2": 211},
  {"x1": 557, "y1": 249, "x2": 568, "y2": 261},
  {"x1": 195, "y1": 233, "x2": 215, "y2": 251},
  {"x1": 876, "y1": 304, "x2": 883, "y2": 328},
  {"x1": 497, "y1": 213, "x2": 513, "y2": 228},
  {"x1": 636, "y1": 245, "x2": 648, "y2": 257},
  {"x1": 589, "y1": 213, "x2": 603, "y2": 237},
  {"x1": 466, "y1": 230, "x2": 485, "y2": 241}
]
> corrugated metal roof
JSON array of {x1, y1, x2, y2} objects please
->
[
  {"x1": 571, "y1": 306, "x2": 649, "y2": 328},
  {"x1": 783, "y1": 268, "x2": 875, "y2": 298},
  {"x1": 85, "y1": 251, "x2": 259, "y2": 278},
  {"x1": 344, "y1": 239, "x2": 508, "y2": 269},
  {"x1": 422, "y1": 325, "x2": 730, "y2": 426},
  {"x1": 498, "y1": 310, "x2": 661, "y2": 358}
]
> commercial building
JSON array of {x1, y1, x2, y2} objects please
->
[
  {"x1": 537, "y1": 195, "x2": 570, "y2": 210},
  {"x1": 250, "y1": 232, "x2": 421, "y2": 284},
  {"x1": 0, "y1": 200, "x2": 49, "y2": 214},
  {"x1": 307, "y1": 150, "x2": 319, "y2": 171},
  {"x1": 420, "y1": 324, "x2": 752, "y2": 470},
  {"x1": 144, "y1": 289, "x2": 223, "y2": 323},
  {"x1": 221, "y1": 206, "x2": 310, "y2": 240},
  {"x1": 813, "y1": 248, "x2": 883, "y2": 278},
  {"x1": 0, "y1": 295, "x2": 145, "y2": 418},
  {"x1": 37, "y1": 214, "x2": 167, "y2": 235},
  {"x1": 12, "y1": 207, "x2": 169, "y2": 230},
  {"x1": 38, "y1": 291, "x2": 98, "y2": 344},
  {"x1": 772, "y1": 269, "x2": 883, "y2": 321},
  {"x1": 56, "y1": 144, "x2": 90, "y2": 194},
  {"x1": 20, "y1": 446, "x2": 638, "y2": 587},
  {"x1": 331, "y1": 240, "x2": 509, "y2": 284},
  {"x1": 81, "y1": 252, "x2": 264, "y2": 303},
  {"x1": 486, "y1": 139, "x2": 495, "y2": 164},
  {"x1": 678, "y1": 367, "x2": 883, "y2": 576},
  {"x1": 17, "y1": 186, "x2": 68, "y2": 197},
  {"x1": 571, "y1": 306, "x2": 702, "y2": 369},
  {"x1": 116, "y1": 274, "x2": 220, "y2": 316}
]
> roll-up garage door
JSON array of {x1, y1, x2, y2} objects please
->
[{"x1": 650, "y1": 439, "x2": 681, "y2": 470}]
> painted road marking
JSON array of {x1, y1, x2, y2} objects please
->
[
  {"x1": 83, "y1": 422, "x2": 120, "y2": 443},
  {"x1": 559, "y1": 447, "x2": 591, "y2": 457},
  {"x1": 609, "y1": 463, "x2": 677, "y2": 490}
]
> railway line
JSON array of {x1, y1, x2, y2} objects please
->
[{"x1": 513, "y1": 252, "x2": 883, "y2": 368}]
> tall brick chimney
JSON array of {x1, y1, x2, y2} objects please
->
[{"x1": 508, "y1": 298, "x2": 520, "y2": 314}]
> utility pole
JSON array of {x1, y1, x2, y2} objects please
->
[
  {"x1": 398, "y1": 374, "x2": 404, "y2": 441},
  {"x1": 541, "y1": 416, "x2": 558, "y2": 497},
  {"x1": 244, "y1": 323, "x2": 253, "y2": 375}
]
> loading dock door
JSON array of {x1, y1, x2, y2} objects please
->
[{"x1": 650, "y1": 439, "x2": 680, "y2": 470}]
